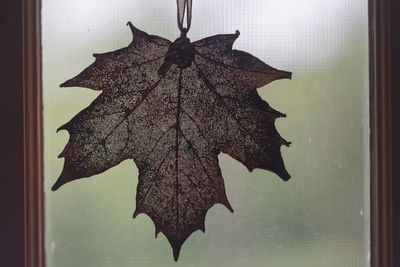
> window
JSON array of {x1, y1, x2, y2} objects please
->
[{"x1": 5, "y1": 0, "x2": 396, "y2": 266}]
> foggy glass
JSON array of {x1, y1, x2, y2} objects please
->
[{"x1": 42, "y1": 0, "x2": 370, "y2": 266}]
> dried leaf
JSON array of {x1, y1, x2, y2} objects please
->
[{"x1": 54, "y1": 22, "x2": 291, "y2": 260}]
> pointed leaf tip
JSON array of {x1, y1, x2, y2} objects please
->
[
  {"x1": 282, "y1": 173, "x2": 291, "y2": 181},
  {"x1": 155, "y1": 228, "x2": 160, "y2": 238},
  {"x1": 279, "y1": 169, "x2": 291, "y2": 181},
  {"x1": 52, "y1": 174, "x2": 71, "y2": 191},
  {"x1": 172, "y1": 246, "x2": 181, "y2": 262},
  {"x1": 51, "y1": 180, "x2": 62, "y2": 191},
  {"x1": 57, "y1": 123, "x2": 68, "y2": 132},
  {"x1": 126, "y1": 21, "x2": 145, "y2": 36},
  {"x1": 276, "y1": 70, "x2": 292, "y2": 80},
  {"x1": 285, "y1": 71, "x2": 292, "y2": 80},
  {"x1": 132, "y1": 209, "x2": 140, "y2": 218},
  {"x1": 60, "y1": 78, "x2": 75, "y2": 88},
  {"x1": 220, "y1": 199, "x2": 234, "y2": 213},
  {"x1": 246, "y1": 164, "x2": 255, "y2": 172}
]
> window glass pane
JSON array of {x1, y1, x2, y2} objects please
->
[{"x1": 42, "y1": 0, "x2": 370, "y2": 266}]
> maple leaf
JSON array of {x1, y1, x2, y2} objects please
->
[{"x1": 53, "y1": 22, "x2": 291, "y2": 261}]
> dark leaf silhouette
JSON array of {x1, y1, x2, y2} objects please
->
[{"x1": 54, "y1": 22, "x2": 291, "y2": 261}]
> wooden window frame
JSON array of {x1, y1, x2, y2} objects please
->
[{"x1": 1, "y1": 0, "x2": 399, "y2": 266}]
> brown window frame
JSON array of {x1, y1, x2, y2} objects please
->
[{"x1": 1, "y1": 0, "x2": 399, "y2": 266}]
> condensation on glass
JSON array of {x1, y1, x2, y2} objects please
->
[{"x1": 42, "y1": 0, "x2": 370, "y2": 266}]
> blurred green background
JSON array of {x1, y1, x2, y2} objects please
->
[{"x1": 42, "y1": 0, "x2": 370, "y2": 266}]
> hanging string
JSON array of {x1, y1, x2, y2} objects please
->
[{"x1": 176, "y1": 0, "x2": 192, "y2": 33}]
